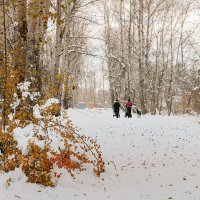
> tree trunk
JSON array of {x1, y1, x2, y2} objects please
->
[
  {"x1": 138, "y1": 0, "x2": 147, "y2": 114},
  {"x1": 54, "y1": 0, "x2": 62, "y2": 98}
]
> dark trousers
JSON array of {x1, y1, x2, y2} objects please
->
[
  {"x1": 126, "y1": 108, "x2": 132, "y2": 118},
  {"x1": 114, "y1": 109, "x2": 120, "y2": 118}
]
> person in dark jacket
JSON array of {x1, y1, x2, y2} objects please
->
[
  {"x1": 113, "y1": 99, "x2": 120, "y2": 118},
  {"x1": 125, "y1": 98, "x2": 133, "y2": 118}
]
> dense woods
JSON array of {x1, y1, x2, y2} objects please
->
[
  {"x1": 103, "y1": 0, "x2": 200, "y2": 115},
  {"x1": 0, "y1": 0, "x2": 199, "y2": 128}
]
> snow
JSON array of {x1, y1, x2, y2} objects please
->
[
  {"x1": 193, "y1": 87, "x2": 200, "y2": 91},
  {"x1": 1, "y1": 108, "x2": 200, "y2": 200},
  {"x1": 33, "y1": 98, "x2": 60, "y2": 118},
  {"x1": 13, "y1": 125, "x2": 33, "y2": 155},
  {"x1": 17, "y1": 82, "x2": 40, "y2": 101}
]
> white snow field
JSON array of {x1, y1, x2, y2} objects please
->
[{"x1": 1, "y1": 108, "x2": 200, "y2": 200}]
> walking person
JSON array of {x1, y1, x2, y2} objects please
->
[
  {"x1": 113, "y1": 99, "x2": 120, "y2": 118},
  {"x1": 125, "y1": 98, "x2": 133, "y2": 118}
]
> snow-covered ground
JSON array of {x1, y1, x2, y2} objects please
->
[{"x1": 1, "y1": 108, "x2": 200, "y2": 200}]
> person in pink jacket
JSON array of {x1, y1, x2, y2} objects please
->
[{"x1": 125, "y1": 99, "x2": 133, "y2": 118}]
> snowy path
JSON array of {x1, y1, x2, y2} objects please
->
[
  {"x1": 1, "y1": 108, "x2": 200, "y2": 200},
  {"x1": 68, "y1": 109, "x2": 200, "y2": 200}
]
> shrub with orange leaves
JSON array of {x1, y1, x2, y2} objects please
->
[
  {"x1": 0, "y1": 81, "x2": 105, "y2": 187},
  {"x1": 19, "y1": 104, "x2": 105, "y2": 186}
]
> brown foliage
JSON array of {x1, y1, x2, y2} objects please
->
[
  {"x1": 21, "y1": 142, "x2": 53, "y2": 187},
  {"x1": 0, "y1": 133, "x2": 22, "y2": 172}
]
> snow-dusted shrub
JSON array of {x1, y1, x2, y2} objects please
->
[
  {"x1": 19, "y1": 100, "x2": 105, "y2": 186},
  {"x1": 0, "y1": 82, "x2": 105, "y2": 187}
]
